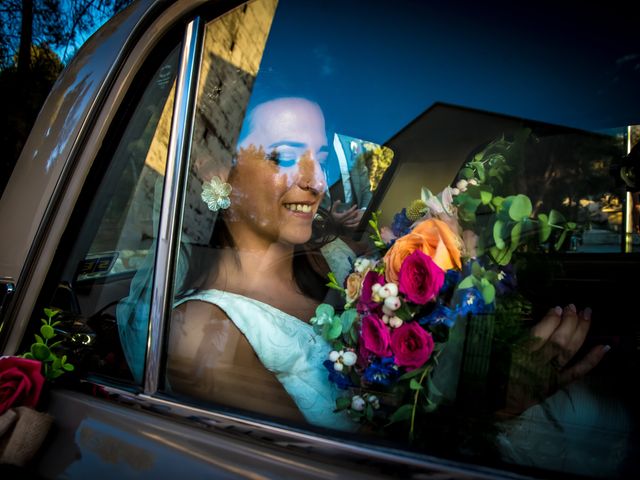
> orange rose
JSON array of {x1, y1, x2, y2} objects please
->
[{"x1": 383, "y1": 218, "x2": 461, "y2": 283}]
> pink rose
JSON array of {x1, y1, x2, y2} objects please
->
[
  {"x1": 398, "y1": 250, "x2": 445, "y2": 304},
  {"x1": 357, "y1": 270, "x2": 385, "y2": 314},
  {"x1": 0, "y1": 357, "x2": 45, "y2": 415},
  {"x1": 361, "y1": 315, "x2": 392, "y2": 358},
  {"x1": 390, "y1": 322, "x2": 434, "y2": 371}
]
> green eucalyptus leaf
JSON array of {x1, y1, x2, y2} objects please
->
[
  {"x1": 491, "y1": 196, "x2": 505, "y2": 209},
  {"x1": 566, "y1": 222, "x2": 577, "y2": 230},
  {"x1": 549, "y1": 209, "x2": 566, "y2": 226},
  {"x1": 493, "y1": 220, "x2": 506, "y2": 250},
  {"x1": 388, "y1": 404, "x2": 413, "y2": 424},
  {"x1": 480, "y1": 190, "x2": 492, "y2": 205},
  {"x1": 350, "y1": 327, "x2": 359, "y2": 344},
  {"x1": 23, "y1": 352, "x2": 34, "y2": 359},
  {"x1": 50, "y1": 370, "x2": 65, "y2": 379},
  {"x1": 63, "y1": 363, "x2": 75, "y2": 372},
  {"x1": 555, "y1": 230, "x2": 568, "y2": 251},
  {"x1": 34, "y1": 334, "x2": 45, "y2": 345},
  {"x1": 341, "y1": 309, "x2": 357, "y2": 332},
  {"x1": 43, "y1": 308, "x2": 59, "y2": 319},
  {"x1": 489, "y1": 246, "x2": 512, "y2": 266},
  {"x1": 31, "y1": 343, "x2": 50, "y2": 361},
  {"x1": 475, "y1": 163, "x2": 486, "y2": 182},
  {"x1": 538, "y1": 213, "x2": 551, "y2": 242},
  {"x1": 508, "y1": 194, "x2": 532, "y2": 221},
  {"x1": 40, "y1": 324, "x2": 55, "y2": 340},
  {"x1": 409, "y1": 378, "x2": 424, "y2": 391},
  {"x1": 326, "y1": 320, "x2": 343, "y2": 340},
  {"x1": 511, "y1": 221, "x2": 522, "y2": 247},
  {"x1": 460, "y1": 167, "x2": 474, "y2": 179},
  {"x1": 52, "y1": 356, "x2": 62, "y2": 370},
  {"x1": 316, "y1": 303, "x2": 335, "y2": 317}
]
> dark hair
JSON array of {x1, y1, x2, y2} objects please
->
[{"x1": 177, "y1": 208, "x2": 339, "y2": 303}]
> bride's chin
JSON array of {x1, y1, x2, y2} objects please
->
[{"x1": 279, "y1": 228, "x2": 313, "y2": 246}]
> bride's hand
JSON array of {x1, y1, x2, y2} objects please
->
[{"x1": 501, "y1": 304, "x2": 609, "y2": 417}]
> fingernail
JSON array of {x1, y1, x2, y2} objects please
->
[
  {"x1": 554, "y1": 306, "x2": 563, "y2": 315},
  {"x1": 603, "y1": 345, "x2": 611, "y2": 353},
  {"x1": 583, "y1": 307, "x2": 592, "y2": 320},
  {"x1": 567, "y1": 303, "x2": 576, "y2": 313}
]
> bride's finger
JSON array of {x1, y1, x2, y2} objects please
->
[
  {"x1": 529, "y1": 306, "x2": 563, "y2": 352},
  {"x1": 548, "y1": 304, "x2": 580, "y2": 365},
  {"x1": 558, "y1": 344, "x2": 609, "y2": 386},
  {"x1": 562, "y1": 307, "x2": 592, "y2": 363}
]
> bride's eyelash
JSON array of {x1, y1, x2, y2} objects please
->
[{"x1": 266, "y1": 150, "x2": 297, "y2": 167}]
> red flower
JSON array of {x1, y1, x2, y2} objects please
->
[
  {"x1": 361, "y1": 314, "x2": 392, "y2": 358},
  {"x1": 0, "y1": 357, "x2": 45, "y2": 415},
  {"x1": 357, "y1": 271, "x2": 385, "y2": 314},
  {"x1": 390, "y1": 323, "x2": 434, "y2": 371},
  {"x1": 397, "y1": 250, "x2": 445, "y2": 304}
]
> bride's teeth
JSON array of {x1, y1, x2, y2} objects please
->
[{"x1": 285, "y1": 203, "x2": 311, "y2": 213}]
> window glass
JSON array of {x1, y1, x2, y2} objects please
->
[
  {"x1": 160, "y1": 0, "x2": 638, "y2": 478},
  {"x1": 26, "y1": 43, "x2": 180, "y2": 384}
]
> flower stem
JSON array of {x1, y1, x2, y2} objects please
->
[{"x1": 409, "y1": 365, "x2": 430, "y2": 442}]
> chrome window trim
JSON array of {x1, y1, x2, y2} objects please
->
[
  {"x1": 85, "y1": 384, "x2": 530, "y2": 480},
  {"x1": 145, "y1": 16, "x2": 204, "y2": 394}
]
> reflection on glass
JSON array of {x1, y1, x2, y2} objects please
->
[{"x1": 161, "y1": 0, "x2": 638, "y2": 478}]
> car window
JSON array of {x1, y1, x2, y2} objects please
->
[
  {"x1": 152, "y1": 0, "x2": 639, "y2": 478},
  {"x1": 24, "y1": 41, "x2": 181, "y2": 384},
  {"x1": 24, "y1": 0, "x2": 639, "y2": 478}
]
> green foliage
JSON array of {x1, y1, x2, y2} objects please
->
[
  {"x1": 368, "y1": 211, "x2": 386, "y2": 250},
  {"x1": 22, "y1": 308, "x2": 75, "y2": 381},
  {"x1": 453, "y1": 130, "x2": 577, "y2": 271}
]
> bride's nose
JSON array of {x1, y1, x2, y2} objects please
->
[{"x1": 295, "y1": 153, "x2": 326, "y2": 194}]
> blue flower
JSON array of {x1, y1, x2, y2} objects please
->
[
  {"x1": 495, "y1": 264, "x2": 518, "y2": 296},
  {"x1": 439, "y1": 269, "x2": 462, "y2": 296},
  {"x1": 454, "y1": 287, "x2": 487, "y2": 316},
  {"x1": 323, "y1": 360, "x2": 353, "y2": 390},
  {"x1": 418, "y1": 304, "x2": 456, "y2": 328},
  {"x1": 362, "y1": 357, "x2": 400, "y2": 387},
  {"x1": 391, "y1": 209, "x2": 412, "y2": 237}
]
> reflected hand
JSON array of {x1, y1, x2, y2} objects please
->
[
  {"x1": 330, "y1": 200, "x2": 364, "y2": 230},
  {"x1": 502, "y1": 304, "x2": 609, "y2": 417}
]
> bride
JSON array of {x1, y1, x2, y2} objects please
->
[
  {"x1": 120, "y1": 95, "x2": 608, "y2": 439},
  {"x1": 166, "y1": 97, "x2": 357, "y2": 429}
]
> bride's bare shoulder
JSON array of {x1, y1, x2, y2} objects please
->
[{"x1": 172, "y1": 298, "x2": 231, "y2": 324}]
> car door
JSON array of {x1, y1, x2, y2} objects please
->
[{"x1": 1, "y1": 1, "x2": 639, "y2": 478}]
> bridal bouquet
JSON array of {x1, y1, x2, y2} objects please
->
[{"x1": 310, "y1": 130, "x2": 576, "y2": 440}]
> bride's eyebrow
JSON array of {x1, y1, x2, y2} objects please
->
[{"x1": 268, "y1": 141, "x2": 306, "y2": 149}]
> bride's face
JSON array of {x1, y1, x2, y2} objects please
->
[{"x1": 224, "y1": 97, "x2": 328, "y2": 247}]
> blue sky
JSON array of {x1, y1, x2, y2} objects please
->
[{"x1": 249, "y1": 0, "x2": 640, "y2": 145}]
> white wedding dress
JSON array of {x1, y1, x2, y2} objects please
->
[{"x1": 172, "y1": 288, "x2": 356, "y2": 431}]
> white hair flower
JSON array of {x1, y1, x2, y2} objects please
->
[{"x1": 201, "y1": 176, "x2": 232, "y2": 211}]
